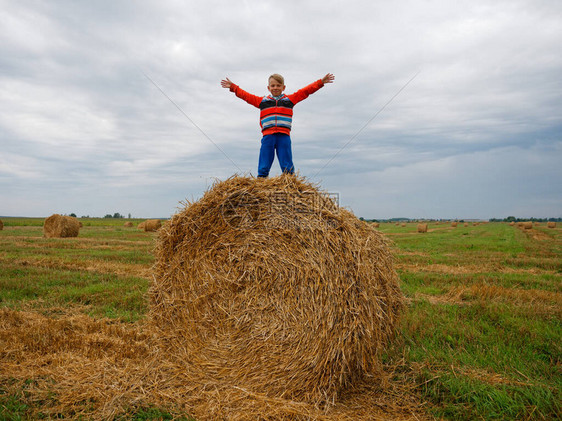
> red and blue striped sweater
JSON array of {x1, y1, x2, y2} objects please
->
[{"x1": 229, "y1": 79, "x2": 325, "y2": 136}]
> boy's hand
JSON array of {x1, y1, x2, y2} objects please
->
[
  {"x1": 221, "y1": 78, "x2": 233, "y2": 89},
  {"x1": 321, "y1": 73, "x2": 335, "y2": 84}
]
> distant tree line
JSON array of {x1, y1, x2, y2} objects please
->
[
  {"x1": 66, "y1": 213, "x2": 132, "y2": 219},
  {"x1": 359, "y1": 217, "x2": 468, "y2": 223},
  {"x1": 490, "y1": 216, "x2": 562, "y2": 222},
  {"x1": 359, "y1": 216, "x2": 561, "y2": 223},
  {"x1": 104, "y1": 213, "x2": 129, "y2": 219}
]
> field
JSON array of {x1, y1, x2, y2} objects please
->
[{"x1": 0, "y1": 218, "x2": 560, "y2": 420}]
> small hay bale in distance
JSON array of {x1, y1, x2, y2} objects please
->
[
  {"x1": 373, "y1": 222, "x2": 380, "y2": 228},
  {"x1": 547, "y1": 221, "x2": 556, "y2": 228},
  {"x1": 124, "y1": 221, "x2": 134, "y2": 227},
  {"x1": 0, "y1": 219, "x2": 3, "y2": 230},
  {"x1": 149, "y1": 175, "x2": 404, "y2": 404},
  {"x1": 451, "y1": 221, "x2": 458, "y2": 227},
  {"x1": 143, "y1": 219, "x2": 162, "y2": 232},
  {"x1": 523, "y1": 221, "x2": 533, "y2": 229},
  {"x1": 417, "y1": 223, "x2": 428, "y2": 233},
  {"x1": 43, "y1": 214, "x2": 80, "y2": 238}
]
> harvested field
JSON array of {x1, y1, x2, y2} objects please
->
[{"x1": 0, "y1": 207, "x2": 560, "y2": 420}]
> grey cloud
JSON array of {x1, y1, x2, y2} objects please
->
[{"x1": 1, "y1": 0, "x2": 561, "y2": 218}]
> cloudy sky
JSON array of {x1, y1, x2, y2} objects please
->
[{"x1": 1, "y1": 0, "x2": 561, "y2": 220}]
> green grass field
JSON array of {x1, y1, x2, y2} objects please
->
[{"x1": 0, "y1": 218, "x2": 560, "y2": 420}]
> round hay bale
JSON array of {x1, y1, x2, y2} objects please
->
[
  {"x1": 144, "y1": 219, "x2": 162, "y2": 232},
  {"x1": 509, "y1": 221, "x2": 515, "y2": 226},
  {"x1": 451, "y1": 222, "x2": 458, "y2": 227},
  {"x1": 124, "y1": 221, "x2": 134, "y2": 227},
  {"x1": 0, "y1": 219, "x2": 3, "y2": 230},
  {"x1": 373, "y1": 222, "x2": 380, "y2": 228},
  {"x1": 417, "y1": 223, "x2": 428, "y2": 233},
  {"x1": 547, "y1": 221, "x2": 556, "y2": 228},
  {"x1": 43, "y1": 214, "x2": 80, "y2": 238},
  {"x1": 523, "y1": 221, "x2": 533, "y2": 229},
  {"x1": 149, "y1": 175, "x2": 404, "y2": 404},
  {"x1": 137, "y1": 221, "x2": 146, "y2": 230}
]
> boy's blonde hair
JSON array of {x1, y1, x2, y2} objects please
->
[{"x1": 268, "y1": 73, "x2": 284, "y2": 85}]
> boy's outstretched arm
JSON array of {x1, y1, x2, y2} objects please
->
[
  {"x1": 221, "y1": 77, "x2": 262, "y2": 108},
  {"x1": 322, "y1": 73, "x2": 335, "y2": 84},
  {"x1": 287, "y1": 73, "x2": 335, "y2": 105}
]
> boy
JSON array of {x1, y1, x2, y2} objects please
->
[{"x1": 221, "y1": 73, "x2": 335, "y2": 177}]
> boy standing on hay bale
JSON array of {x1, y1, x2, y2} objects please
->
[{"x1": 221, "y1": 73, "x2": 335, "y2": 177}]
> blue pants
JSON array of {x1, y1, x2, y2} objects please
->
[{"x1": 258, "y1": 133, "x2": 294, "y2": 177}]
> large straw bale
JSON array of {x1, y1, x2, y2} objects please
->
[
  {"x1": 547, "y1": 221, "x2": 556, "y2": 228},
  {"x1": 137, "y1": 221, "x2": 146, "y2": 230},
  {"x1": 417, "y1": 223, "x2": 428, "y2": 233},
  {"x1": 149, "y1": 175, "x2": 404, "y2": 404},
  {"x1": 144, "y1": 219, "x2": 162, "y2": 232},
  {"x1": 43, "y1": 214, "x2": 80, "y2": 238},
  {"x1": 523, "y1": 221, "x2": 533, "y2": 230}
]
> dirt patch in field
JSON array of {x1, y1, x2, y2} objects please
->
[
  {"x1": 516, "y1": 225, "x2": 554, "y2": 242},
  {"x1": 0, "y1": 308, "x2": 429, "y2": 420},
  {"x1": 396, "y1": 262, "x2": 557, "y2": 276},
  {"x1": 396, "y1": 250, "x2": 430, "y2": 257},
  {"x1": 416, "y1": 284, "x2": 562, "y2": 318},
  {"x1": 1, "y1": 257, "x2": 151, "y2": 279}
]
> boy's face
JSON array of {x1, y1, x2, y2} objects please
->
[{"x1": 267, "y1": 78, "x2": 285, "y2": 97}]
